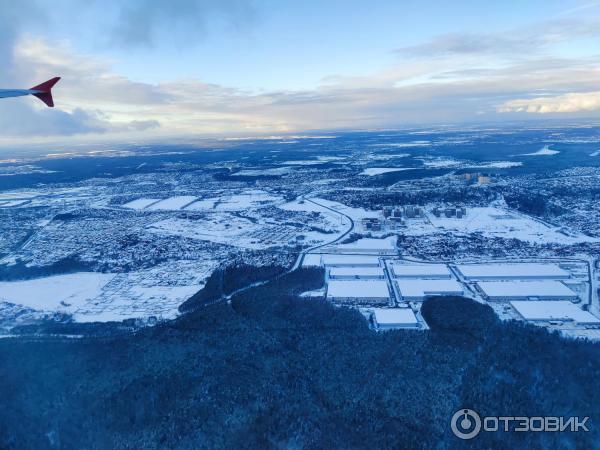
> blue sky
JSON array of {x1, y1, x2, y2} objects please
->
[{"x1": 1, "y1": 0, "x2": 600, "y2": 143}]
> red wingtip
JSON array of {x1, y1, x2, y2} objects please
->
[
  {"x1": 30, "y1": 77, "x2": 61, "y2": 108},
  {"x1": 30, "y1": 77, "x2": 61, "y2": 92}
]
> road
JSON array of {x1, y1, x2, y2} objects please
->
[
  {"x1": 201, "y1": 197, "x2": 356, "y2": 309},
  {"x1": 291, "y1": 197, "x2": 355, "y2": 270}
]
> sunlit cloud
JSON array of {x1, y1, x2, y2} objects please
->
[
  {"x1": 498, "y1": 91, "x2": 600, "y2": 114},
  {"x1": 1, "y1": 1, "x2": 600, "y2": 143}
]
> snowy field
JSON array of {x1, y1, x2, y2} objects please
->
[
  {"x1": 418, "y1": 157, "x2": 522, "y2": 169},
  {"x1": 0, "y1": 273, "x2": 115, "y2": 317},
  {"x1": 0, "y1": 259, "x2": 216, "y2": 323},
  {"x1": 360, "y1": 167, "x2": 413, "y2": 176},
  {"x1": 521, "y1": 145, "x2": 560, "y2": 156},
  {"x1": 146, "y1": 196, "x2": 198, "y2": 211},
  {"x1": 186, "y1": 190, "x2": 282, "y2": 211},
  {"x1": 122, "y1": 198, "x2": 160, "y2": 210},
  {"x1": 407, "y1": 206, "x2": 599, "y2": 244},
  {"x1": 148, "y1": 215, "x2": 258, "y2": 246},
  {"x1": 122, "y1": 190, "x2": 282, "y2": 212}
]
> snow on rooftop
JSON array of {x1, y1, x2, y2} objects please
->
[
  {"x1": 327, "y1": 280, "x2": 390, "y2": 299},
  {"x1": 478, "y1": 280, "x2": 577, "y2": 298},
  {"x1": 373, "y1": 308, "x2": 418, "y2": 325},
  {"x1": 397, "y1": 279, "x2": 464, "y2": 298},
  {"x1": 329, "y1": 267, "x2": 384, "y2": 277},
  {"x1": 457, "y1": 263, "x2": 569, "y2": 279},
  {"x1": 334, "y1": 236, "x2": 397, "y2": 252},
  {"x1": 511, "y1": 301, "x2": 600, "y2": 323},
  {"x1": 321, "y1": 254, "x2": 380, "y2": 266},
  {"x1": 391, "y1": 263, "x2": 451, "y2": 278},
  {"x1": 302, "y1": 254, "x2": 323, "y2": 267}
]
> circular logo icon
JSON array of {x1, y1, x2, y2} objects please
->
[{"x1": 451, "y1": 409, "x2": 482, "y2": 440}]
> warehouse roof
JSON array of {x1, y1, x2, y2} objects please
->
[
  {"x1": 457, "y1": 263, "x2": 569, "y2": 279},
  {"x1": 335, "y1": 236, "x2": 397, "y2": 252},
  {"x1": 391, "y1": 263, "x2": 451, "y2": 278},
  {"x1": 321, "y1": 254, "x2": 380, "y2": 266},
  {"x1": 478, "y1": 280, "x2": 577, "y2": 298},
  {"x1": 511, "y1": 301, "x2": 600, "y2": 324},
  {"x1": 327, "y1": 280, "x2": 389, "y2": 299},
  {"x1": 329, "y1": 267, "x2": 385, "y2": 277},
  {"x1": 397, "y1": 279, "x2": 464, "y2": 298},
  {"x1": 302, "y1": 254, "x2": 322, "y2": 267},
  {"x1": 373, "y1": 308, "x2": 418, "y2": 326}
]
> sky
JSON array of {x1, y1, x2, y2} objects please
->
[{"x1": 1, "y1": 0, "x2": 600, "y2": 145}]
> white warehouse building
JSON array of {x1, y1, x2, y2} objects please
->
[
  {"x1": 456, "y1": 263, "x2": 570, "y2": 280},
  {"x1": 321, "y1": 254, "x2": 381, "y2": 267},
  {"x1": 396, "y1": 279, "x2": 464, "y2": 301},
  {"x1": 332, "y1": 236, "x2": 397, "y2": 255},
  {"x1": 326, "y1": 280, "x2": 390, "y2": 305},
  {"x1": 390, "y1": 263, "x2": 452, "y2": 279},
  {"x1": 511, "y1": 301, "x2": 600, "y2": 325},
  {"x1": 373, "y1": 308, "x2": 419, "y2": 330},
  {"x1": 477, "y1": 281, "x2": 578, "y2": 301},
  {"x1": 329, "y1": 266, "x2": 385, "y2": 280}
]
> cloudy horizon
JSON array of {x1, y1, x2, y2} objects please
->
[{"x1": 1, "y1": 0, "x2": 600, "y2": 146}]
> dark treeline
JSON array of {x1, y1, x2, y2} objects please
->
[
  {"x1": 0, "y1": 257, "x2": 95, "y2": 282},
  {"x1": 0, "y1": 270, "x2": 598, "y2": 449},
  {"x1": 329, "y1": 187, "x2": 496, "y2": 210},
  {"x1": 179, "y1": 264, "x2": 287, "y2": 312},
  {"x1": 504, "y1": 192, "x2": 564, "y2": 217}
]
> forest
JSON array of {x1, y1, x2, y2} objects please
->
[{"x1": 0, "y1": 268, "x2": 598, "y2": 449}]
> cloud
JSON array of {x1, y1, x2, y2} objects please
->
[
  {"x1": 1, "y1": 4, "x2": 600, "y2": 142},
  {"x1": 106, "y1": 0, "x2": 256, "y2": 48},
  {"x1": 15, "y1": 39, "x2": 172, "y2": 107},
  {"x1": 0, "y1": 0, "x2": 253, "y2": 139},
  {"x1": 498, "y1": 91, "x2": 600, "y2": 114},
  {"x1": 395, "y1": 19, "x2": 600, "y2": 58},
  {"x1": 0, "y1": 101, "x2": 160, "y2": 137}
]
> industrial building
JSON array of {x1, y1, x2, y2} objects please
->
[
  {"x1": 477, "y1": 280, "x2": 578, "y2": 301},
  {"x1": 373, "y1": 308, "x2": 419, "y2": 330},
  {"x1": 334, "y1": 236, "x2": 397, "y2": 255},
  {"x1": 390, "y1": 263, "x2": 452, "y2": 279},
  {"x1": 432, "y1": 206, "x2": 467, "y2": 219},
  {"x1": 320, "y1": 254, "x2": 381, "y2": 267},
  {"x1": 301, "y1": 254, "x2": 322, "y2": 267},
  {"x1": 326, "y1": 280, "x2": 390, "y2": 305},
  {"x1": 456, "y1": 263, "x2": 570, "y2": 280},
  {"x1": 329, "y1": 266, "x2": 385, "y2": 280},
  {"x1": 396, "y1": 279, "x2": 464, "y2": 301},
  {"x1": 511, "y1": 301, "x2": 600, "y2": 325},
  {"x1": 361, "y1": 217, "x2": 382, "y2": 231}
]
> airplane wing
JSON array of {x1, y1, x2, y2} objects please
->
[{"x1": 0, "y1": 77, "x2": 61, "y2": 107}]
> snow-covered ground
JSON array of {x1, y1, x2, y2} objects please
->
[
  {"x1": 521, "y1": 145, "x2": 560, "y2": 156},
  {"x1": 0, "y1": 259, "x2": 217, "y2": 324},
  {"x1": 360, "y1": 167, "x2": 414, "y2": 176},
  {"x1": 146, "y1": 196, "x2": 198, "y2": 211},
  {"x1": 403, "y1": 206, "x2": 598, "y2": 245},
  {"x1": 331, "y1": 236, "x2": 397, "y2": 254},
  {"x1": 122, "y1": 198, "x2": 160, "y2": 210},
  {"x1": 186, "y1": 190, "x2": 282, "y2": 211},
  {"x1": 418, "y1": 157, "x2": 522, "y2": 169},
  {"x1": 0, "y1": 273, "x2": 114, "y2": 317}
]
